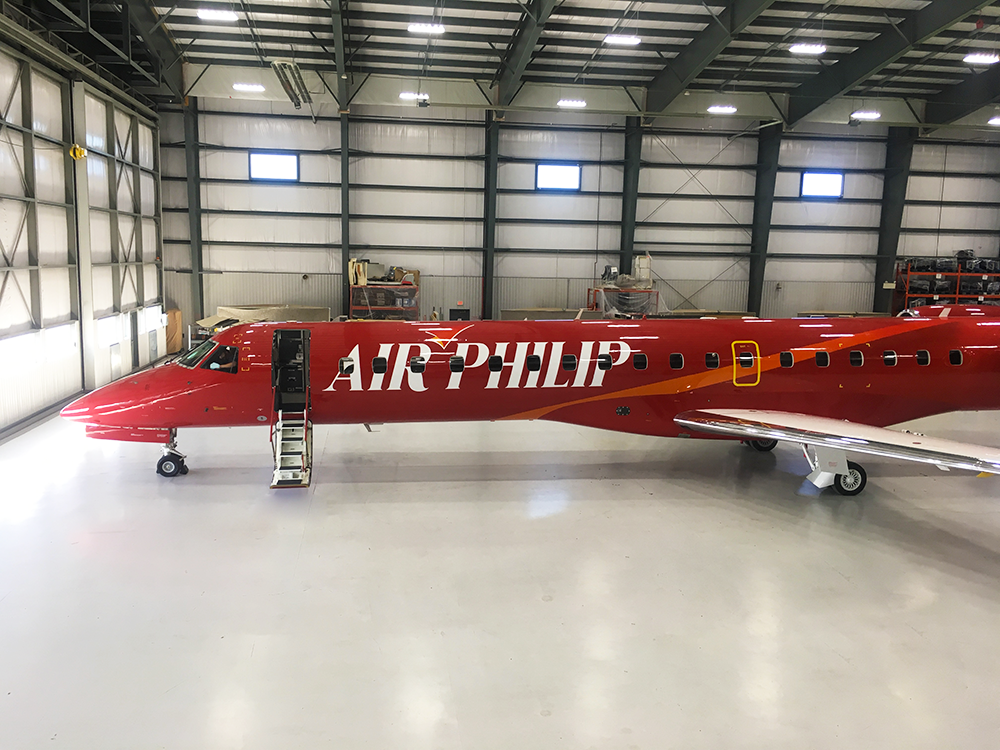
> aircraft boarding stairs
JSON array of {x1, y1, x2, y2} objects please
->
[{"x1": 270, "y1": 329, "x2": 312, "y2": 488}]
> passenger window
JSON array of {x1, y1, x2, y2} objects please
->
[
  {"x1": 562, "y1": 354, "x2": 577, "y2": 371},
  {"x1": 372, "y1": 356, "x2": 388, "y2": 374},
  {"x1": 338, "y1": 357, "x2": 354, "y2": 375},
  {"x1": 738, "y1": 352, "x2": 754, "y2": 369},
  {"x1": 201, "y1": 345, "x2": 239, "y2": 373},
  {"x1": 633, "y1": 353, "x2": 647, "y2": 370},
  {"x1": 779, "y1": 351, "x2": 793, "y2": 368},
  {"x1": 815, "y1": 351, "x2": 830, "y2": 368},
  {"x1": 883, "y1": 350, "x2": 897, "y2": 366},
  {"x1": 409, "y1": 356, "x2": 426, "y2": 374},
  {"x1": 917, "y1": 350, "x2": 930, "y2": 366},
  {"x1": 526, "y1": 354, "x2": 541, "y2": 372},
  {"x1": 705, "y1": 352, "x2": 720, "y2": 369},
  {"x1": 488, "y1": 355, "x2": 503, "y2": 372},
  {"x1": 849, "y1": 351, "x2": 864, "y2": 367},
  {"x1": 449, "y1": 356, "x2": 464, "y2": 373},
  {"x1": 597, "y1": 353, "x2": 613, "y2": 371},
  {"x1": 669, "y1": 353, "x2": 684, "y2": 370},
  {"x1": 949, "y1": 349, "x2": 963, "y2": 366}
]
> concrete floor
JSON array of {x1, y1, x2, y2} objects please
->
[{"x1": 2, "y1": 412, "x2": 1000, "y2": 749}]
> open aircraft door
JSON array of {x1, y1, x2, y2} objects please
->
[
  {"x1": 731, "y1": 340, "x2": 761, "y2": 387},
  {"x1": 270, "y1": 329, "x2": 312, "y2": 488}
]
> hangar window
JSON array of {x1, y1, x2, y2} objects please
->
[
  {"x1": 801, "y1": 171, "x2": 844, "y2": 199},
  {"x1": 449, "y1": 356, "x2": 464, "y2": 372},
  {"x1": 883, "y1": 350, "x2": 897, "y2": 366},
  {"x1": 488, "y1": 355, "x2": 503, "y2": 372},
  {"x1": 849, "y1": 351, "x2": 864, "y2": 367},
  {"x1": 705, "y1": 352, "x2": 720, "y2": 369},
  {"x1": 536, "y1": 163, "x2": 581, "y2": 191},
  {"x1": 815, "y1": 351, "x2": 830, "y2": 368},
  {"x1": 669, "y1": 353, "x2": 684, "y2": 370},
  {"x1": 916, "y1": 349, "x2": 931, "y2": 366},
  {"x1": 177, "y1": 339, "x2": 216, "y2": 368},
  {"x1": 338, "y1": 357, "x2": 354, "y2": 375},
  {"x1": 409, "y1": 356, "x2": 426, "y2": 374},
  {"x1": 249, "y1": 152, "x2": 298, "y2": 181},
  {"x1": 201, "y1": 345, "x2": 239, "y2": 373},
  {"x1": 779, "y1": 351, "x2": 794, "y2": 368},
  {"x1": 597, "y1": 353, "x2": 613, "y2": 371},
  {"x1": 633, "y1": 353, "x2": 647, "y2": 370},
  {"x1": 949, "y1": 349, "x2": 963, "y2": 366},
  {"x1": 526, "y1": 354, "x2": 541, "y2": 372},
  {"x1": 372, "y1": 356, "x2": 388, "y2": 374},
  {"x1": 562, "y1": 354, "x2": 578, "y2": 371}
]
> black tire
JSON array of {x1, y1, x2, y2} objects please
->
[
  {"x1": 157, "y1": 455, "x2": 182, "y2": 477},
  {"x1": 834, "y1": 461, "x2": 867, "y2": 496},
  {"x1": 179, "y1": 463, "x2": 189, "y2": 475},
  {"x1": 749, "y1": 439, "x2": 778, "y2": 452}
]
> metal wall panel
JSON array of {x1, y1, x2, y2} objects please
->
[
  {"x1": 418, "y1": 275, "x2": 483, "y2": 320},
  {"x1": 761, "y1": 280, "x2": 876, "y2": 318},
  {"x1": 204, "y1": 272, "x2": 342, "y2": 318},
  {"x1": 0, "y1": 324, "x2": 81, "y2": 428}
]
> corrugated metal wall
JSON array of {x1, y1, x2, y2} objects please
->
[{"x1": 160, "y1": 100, "x2": 1000, "y2": 326}]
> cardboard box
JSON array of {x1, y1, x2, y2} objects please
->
[
  {"x1": 392, "y1": 267, "x2": 420, "y2": 286},
  {"x1": 165, "y1": 308, "x2": 183, "y2": 353},
  {"x1": 197, "y1": 305, "x2": 331, "y2": 329}
]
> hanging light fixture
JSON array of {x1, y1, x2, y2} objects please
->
[
  {"x1": 197, "y1": 9, "x2": 238, "y2": 21},
  {"x1": 707, "y1": 104, "x2": 738, "y2": 115},
  {"x1": 408, "y1": 23, "x2": 445, "y2": 34},
  {"x1": 850, "y1": 109, "x2": 881, "y2": 121},
  {"x1": 557, "y1": 99, "x2": 587, "y2": 108},
  {"x1": 964, "y1": 52, "x2": 1000, "y2": 65},
  {"x1": 789, "y1": 43, "x2": 827, "y2": 55}
]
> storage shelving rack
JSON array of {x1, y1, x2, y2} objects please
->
[
  {"x1": 349, "y1": 284, "x2": 420, "y2": 321},
  {"x1": 893, "y1": 258, "x2": 1000, "y2": 314}
]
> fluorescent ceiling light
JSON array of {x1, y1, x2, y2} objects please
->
[
  {"x1": 408, "y1": 23, "x2": 445, "y2": 34},
  {"x1": 557, "y1": 99, "x2": 587, "y2": 108},
  {"x1": 399, "y1": 92, "x2": 430, "y2": 101},
  {"x1": 964, "y1": 52, "x2": 1000, "y2": 65},
  {"x1": 789, "y1": 43, "x2": 827, "y2": 55},
  {"x1": 232, "y1": 83, "x2": 265, "y2": 92},
  {"x1": 197, "y1": 8, "x2": 238, "y2": 21},
  {"x1": 989, "y1": 116, "x2": 1000, "y2": 126},
  {"x1": 850, "y1": 109, "x2": 881, "y2": 120},
  {"x1": 707, "y1": 104, "x2": 737, "y2": 114},
  {"x1": 604, "y1": 34, "x2": 641, "y2": 45}
]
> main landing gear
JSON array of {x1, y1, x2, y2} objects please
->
[
  {"x1": 156, "y1": 430, "x2": 188, "y2": 477},
  {"x1": 745, "y1": 440, "x2": 869, "y2": 495}
]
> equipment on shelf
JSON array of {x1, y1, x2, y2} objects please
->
[{"x1": 894, "y1": 254, "x2": 1000, "y2": 314}]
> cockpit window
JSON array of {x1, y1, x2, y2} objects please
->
[
  {"x1": 177, "y1": 339, "x2": 217, "y2": 368},
  {"x1": 201, "y1": 345, "x2": 239, "y2": 373}
]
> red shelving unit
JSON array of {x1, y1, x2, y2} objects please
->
[{"x1": 893, "y1": 259, "x2": 1000, "y2": 315}]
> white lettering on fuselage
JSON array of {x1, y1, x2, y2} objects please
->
[{"x1": 323, "y1": 340, "x2": 633, "y2": 393}]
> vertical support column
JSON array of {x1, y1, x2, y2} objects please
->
[
  {"x1": 619, "y1": 115, "x2": 642, "y2": 277},
  {"x1": 20, "y1": 63, "x2": 42, "y2": 330},
  {"x1": 874, "y1": 127, "x2": 918, "y2": 314},
  {"x1": 340, "y1": 112, "x2": 350, "y2": 317},
  {"x1": 131, "y1": 114, "x2": 144, "y2": 308},
  {"x1": 183, "y1": 96, "x2": 204, "y2": 320},
  {"x1": 482, "y1": 110, "x2": 499, "y2": 321},
  {"x1": 747, "y1": 122, "x2": 783, "y2": 316},
  {"x1": 71, "y1": 80, "x2": 97, "y2": 390}
]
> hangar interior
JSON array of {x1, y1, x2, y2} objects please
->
[{"x1": 4, "y1": 0, "x2": 1000, "y2": 747}]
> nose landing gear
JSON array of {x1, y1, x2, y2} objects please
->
[{"x1": 156, "y1": 430, "x2": 188, "y2": 477}]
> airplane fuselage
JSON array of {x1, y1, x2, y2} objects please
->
[{"x1": 62, "y1": 312, "x2": 1000, "y2": 441}]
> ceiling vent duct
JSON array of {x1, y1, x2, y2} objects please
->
[{"x1": 271, "y1": 60, "x2": 313, "y2": 110}]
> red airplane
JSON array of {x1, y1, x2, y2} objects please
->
[{"x1": 61, "y1": 304, "x2": 1000, "y2": 495}]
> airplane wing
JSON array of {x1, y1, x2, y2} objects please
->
[{"x1": 674, "y1": 409, "x2": 1000, "y2": 476}]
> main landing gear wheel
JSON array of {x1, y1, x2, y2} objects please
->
[
  {"x1": 157, "y1": 454, "x2": 184, "y2": 477},
  {"x1": 748, "y1": 439, "x2": 778, "y2": 453},
  {"x1": 833, "y1": 461, "x2": 867, "y2": 496}
]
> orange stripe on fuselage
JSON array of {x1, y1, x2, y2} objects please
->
[{"x1": 500, "y1": 319, "x2": 945, "y2": 421}]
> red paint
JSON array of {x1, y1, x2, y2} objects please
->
[{"x1": 61, "y1": 307, "x2": 1000, "y2": 443}]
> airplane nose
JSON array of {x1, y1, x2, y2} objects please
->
[{"x1": 61, "y1": 390, "x2": 102, "y2": 423}]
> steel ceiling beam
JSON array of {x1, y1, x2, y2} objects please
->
[
  {"x1": 497, "y1": 0, "x2": 558, "y2": 108},
  {"x1": 123, "y1": 0, "x2": 185, "y2": 98},
  {"x1": 787, "y1": 0, "x2": 995, "y2": 126},
  {"x1": 331, "y1": 0, "x2": 349, "y2": 107},
  {"x1": 645, "y1": 0, "x2": 777, "y2": 114},
  {"x1": 924, "y1": 64, "x2": 1000, "y2": 126}
]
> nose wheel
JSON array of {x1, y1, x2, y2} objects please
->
[{"x1": 156, "y1": 430, "x2": 188, "y2": 477}]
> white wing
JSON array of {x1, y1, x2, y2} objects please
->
[{"x1": 674, "y1": 409, "x2": 1000, "y2": 475}]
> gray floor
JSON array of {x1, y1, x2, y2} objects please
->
[{"x1": 2, "y1": 411, "x2": 1000, "y2": 749}]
